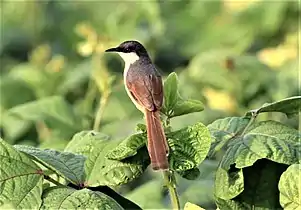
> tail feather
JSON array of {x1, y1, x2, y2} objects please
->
[{"x1": 145, "y1": 110, "x2": 169, "y2": 170}]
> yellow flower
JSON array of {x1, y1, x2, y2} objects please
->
[
  {"x1": 184, "y1": 202, "x2": 206, "y2": 210},
  {"x1": 257, "y1": 31, "x2": 298, "y2": 69},
  {"x1": 203, "y1": 88, "x2": 236, "y2": 113},
  {"x1": 46, "y1": 55, "x2": 65, "y2": 72},
  {"x1": 257, "y1": 46, "x2": 297, "y2": 69},
  {"x1": 75, "y1": 22, "x2": 95, "y2": 38},
  {"x1": 223, "y1": 0, "x2": 261, "y2": 12},
  {"x1": 30, "y1": 44, "x2": 51, "y2": 66},
  {"x1": 77, "y1": 41, "x2": 95, "y2": 57}
]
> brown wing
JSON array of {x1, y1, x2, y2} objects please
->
[{"x1": 127, "y1": 74, "x2": 163, "y2": 112}]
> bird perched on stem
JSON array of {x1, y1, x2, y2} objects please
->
[{"x1": 105, "y1": 40, "x2": 169, "y2": 170}]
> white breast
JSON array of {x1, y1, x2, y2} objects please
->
[{"x1": 117, "y1": 52, "x2": 143, "y2": 112}]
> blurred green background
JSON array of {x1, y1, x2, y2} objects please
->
[{"x1": 0, "y1": 0, "x2": 299, "y2": 209}]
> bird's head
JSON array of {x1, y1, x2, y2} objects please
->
[{"x1": 105, "y1": 40, "x2": 148, "y2": 65}]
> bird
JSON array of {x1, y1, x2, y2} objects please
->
[{"x1": 105, "y1": 40, "x2": 169, "y2": 170}]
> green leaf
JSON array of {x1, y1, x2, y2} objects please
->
[
  {"x1": 214, "y1": 167, "x2": 244, "y2": 200},
  {"x1": 65, "y1": 131, "x2": 149, "y2": 187},
  {"x1": 0, "y1": 139, "x2": 43, "y2": 209},
  {"x1": 220, "y1": 121, "x2": 301, "y2": 170},
  {"x1": 106, "y1": 133, "x2": 147, "y2": 160},
  {"x1": 64, "y1": 130, "x2": 110, "y2": 152},
  {"x1": 0, "y1": 113, "x2": 31, "y2": 144},
  {"x1": 207, "y1": 117, "x2": 251, "y2": 157},
  {"x1": 246, "y1": 120, "x2": 301, "y2": 144},
  {"x1": 177, "y1": 168, "x2": 200, "y2": 180},
  {"x1": 40, "y1": 186, "x2": 123, "y2": 209},
  {"x1": 279, "y1": 164, "x2": 301, "y2": 209},
  {"x1": 14, "y1": 145, "x2": 86, "y2": 185},
  {"x1": 214, "y1": 121, "x2": 300, "y2": 204},
  {"x1": 0, "y1": 73, "x2": 35, "y2": 108},
  {"x1": 161, "y1": 72, "x2": 204, "y2": 118},
  {"x1": 216, "y1": 160, "x2": 287, "y2": 210},
  {"x1": 246, "y1": 96, "x2": 301, "y2": 118},
  {"x1": 0, "y1": 202, "x2": 17, "y2": 209},
  {"x1": 163, "y1": 72, "x2": 179, "y2": 114},
  {"x1": 86, "y1": 186, "x2": 142, "y2": 210},
  {"x1": 6, "y1": 96, "x2": 80, "y2": 138},
  {"x1": 167, "y1": 122, "x2": 212, "y2": 172},
  {"x1": 171, "y1": 99, "x2": 204, "y2": 118},
  {"x1": 236, "y1": 160, "x2": 285, "y2": 209},
  {"x1": 215, "y1": 197, "x2": 245, "y2": 210},
  {"x1": 135, "y1": 123, "x2": 147, "y2": 133}
]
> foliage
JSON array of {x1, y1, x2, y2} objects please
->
[
  {"x1": 209, "y1": 97, "x2": 301, "y2": 209},
  {"x1": 0, "y1": 1, "x2": 299, "y2": 209}
]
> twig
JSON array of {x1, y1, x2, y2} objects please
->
[
  {"x1": 93, "y1": 90, "x2": 111, "y2": 131},
  {"x1": 241, "y1": 113, "x2": 257, "y2": 136},
  {"x1": 44, "y1": 175, "x2": 65, "y2": 187},
  {"x1": 163, "y1": 170, "x2": 180, "y2": 210},
  {"x1": 163, "y1": 116, "x2": 180, "y2": 210}
]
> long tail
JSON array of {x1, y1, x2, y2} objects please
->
[{"x1": 145, "y1": 110, "x2": 169, "y2": 170}]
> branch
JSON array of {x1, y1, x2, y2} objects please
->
[
  {"x1": 44, "y1": 175, "x2": 65, "y2": 187},
  {"x1": 163, "y1": 170, "x2": 180, "y2": 210},
  {"x1": 93, "y1": 90, "x2": 111, "y2": 131},
  {"x1": 163, "y1": 116, "x2": 180, "y2": 210}
]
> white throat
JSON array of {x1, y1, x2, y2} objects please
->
[{"x1": 117, "y1": 52, "x2": 140, "y2": 71}]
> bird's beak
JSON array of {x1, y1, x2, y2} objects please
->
[{"x1": 105, "y1": 47, "x2": 119, "y2": 52}]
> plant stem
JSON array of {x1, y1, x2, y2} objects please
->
[
  {"x1": 93, "y1": 90, "x2": 110, "y2": 131},
  {"x1": 241, "y1": 113, "x2": 257, "y2": 136},
  {"x1": 83, "y1": 79, "x2": 97, "y2": 116},
  {"x1": 163, "y1": 170, "x2": 180, "y2": 210},
  {"x1": 162, "y1": 116, "x2": 180, "y2": 209},
  {"x1": 44, "y1": 175, "x2": 65, "y2": 187}
]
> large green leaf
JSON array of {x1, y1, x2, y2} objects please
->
[
  {"x1": 0, "y1": 74, "x2": 35, "y2": 109},
  {"x1": 65, "y1": 131, "x2": 149, "y2": 187},
  {"x1": 0, "y1": 76, "x2": 35, "y2": 143},
  {"x1": 6, "y1": 96, "x2": 80, "y2": 137},
  {"x1": 14, "y1": 145, "x2": 86, "y2": 185},
  {"x1": 215, "y1": 197, "x2": 245, "y2": 210},
  {"x1": 106, "y1": 133, "x2": 147, "y2": 160},
  {"x1": 171, "y1": 98, "x2": 204, "y2": 118},
  {"x1": 108, "y1": 123, "x2": 212, "y2": 178},
  {"x1": 0, "y1": 139, "x2": 43, "y2": 209},
  {"x1": 246, "y1": 96, "x2": 301, "y2": 118},
  {"x1": 220, "y1": 121, "x2": 301, "y2": 170},
  {"x1": 214, "y1": 167, "x2": 244, "y2": 200},
  {"x1": 216, "y1": 160, "x2": 286, "y2": 210},
  {"x1": 207, "y1": 117, "x2": 251, "y2": 156},
  {"x1": 167, "y1": 122, "x2": 212, "y2": 172},
  {"x1": 0, "y1": 114, "x2": 32, "y2": 144},
  {"x1": 40, "y1": 186, "x2": 123, "y2": 209},
  {"x1": 214, "y1": 120, "x2": 300, "y2": 205},
  {"x1": 162, "y1": 72, "x2": 179, "y2": 115},
  {"x1": 278, "y1": 164, "x2": 301, "y2": 209}
]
